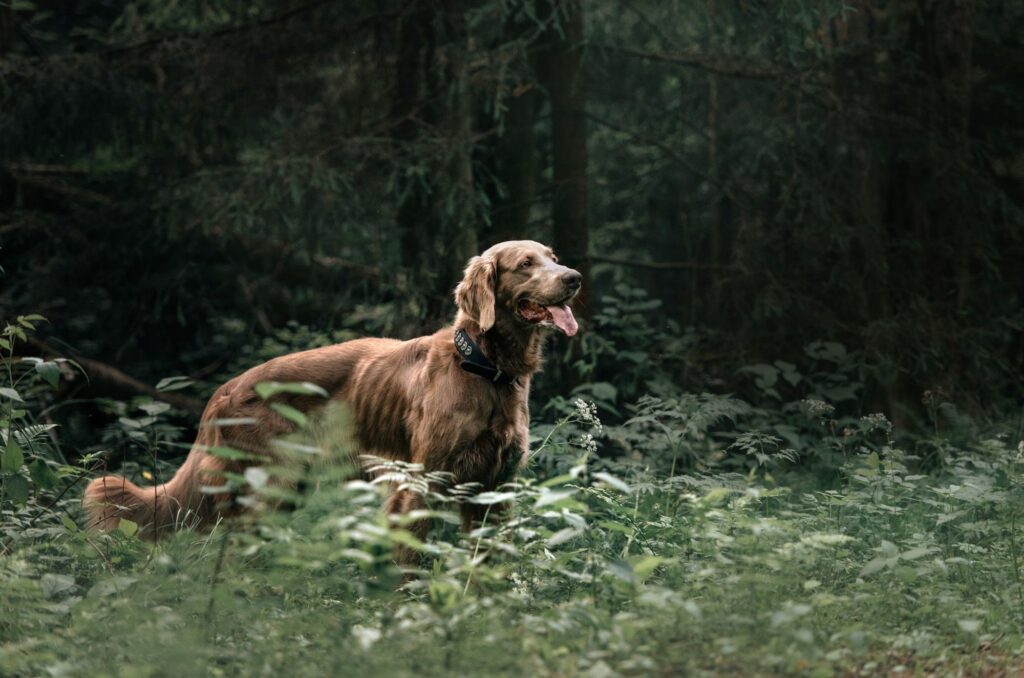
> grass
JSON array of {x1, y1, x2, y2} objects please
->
[{"x1": 2, "y1": 393, "x2": 1024, "y2": 677}]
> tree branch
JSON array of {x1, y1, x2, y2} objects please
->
[
  {"x1": 595, "y1": 44, "x2": 794, "y2": 80},
  {"x1": 584, "y1": 111, "x2": 747, "y2": 205},
  {"x1": 592, "y1": 255, "x2": 735, "y2": 271},
  {"x1": 104, "y1": 0, "x2": 348, "y2": 56}
]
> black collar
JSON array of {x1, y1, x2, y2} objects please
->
[{"x1": 454, "y1": 329, "x2": 517, "y2": 386}]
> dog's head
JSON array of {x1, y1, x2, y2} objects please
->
[{"x1": 455, "y1": 240, "x2": 581, "y2": 336}]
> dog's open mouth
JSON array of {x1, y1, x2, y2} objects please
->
[{"x1": 517, "y1": 299, "x2": 579, "y2": 337}]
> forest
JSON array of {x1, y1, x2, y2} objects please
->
[{"x1": 2, "y1": 0, "x2": 1023, "y2": 675}]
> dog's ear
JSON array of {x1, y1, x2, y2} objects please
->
[{"x1": 455, "y1": 255, "x2": 496, "y2": 332}]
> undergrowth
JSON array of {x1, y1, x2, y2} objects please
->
[{"x1": 2, "y1": 315, "x2": 1024, "y2": 677}]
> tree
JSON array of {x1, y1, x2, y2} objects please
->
[{"x1": 537, "y1": 0, "x2": 591, "y2": 316}]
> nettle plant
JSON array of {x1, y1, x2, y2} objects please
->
[{"x1": 0, "y1": 315, "x2": 72, "y2": 516}]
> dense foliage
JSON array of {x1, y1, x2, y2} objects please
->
[
  {"x1": 2, "y1": 313, "x2": 1024, "y2": 674},
  {"x1": 2, "y1": 1, "x2": 1023, "y2": 675}
]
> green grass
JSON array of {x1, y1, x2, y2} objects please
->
[{"x1": 2, "y1": 398, "x2": 1024, "y2": 677}]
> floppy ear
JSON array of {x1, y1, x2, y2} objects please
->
[{"x1": 455, "y1": 255, "x2": 496, "y2": 332}]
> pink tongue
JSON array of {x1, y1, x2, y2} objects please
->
[{"x1": 545, "y1": 304, "x2": 578, "y2": 337}]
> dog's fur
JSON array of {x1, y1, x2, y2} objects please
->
[{"x1": 83, "y1": 240, "x2": 581, "y2": 561}]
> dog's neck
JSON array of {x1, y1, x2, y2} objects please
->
[{"x1": 454, "y1": 313, "x2": 543, "y2": 379}]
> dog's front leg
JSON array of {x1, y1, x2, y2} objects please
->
[
  {"x1": 445, "y1": 444, "x2": 522, "y2": 533},
  {"x1": 384, "y1": 488, "x2": 430, "y2": 567}
]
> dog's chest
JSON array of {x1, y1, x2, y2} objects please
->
[{"x1": 482, "y1": 390, "x2": 528, "y2": 450}]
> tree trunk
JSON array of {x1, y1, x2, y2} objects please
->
[
  {"x1": 0, "y1": 2, "x2": 15, "y2": 55},
  {"x1": 493, "y1": 85, "x2": 539, "y2": 242},
  {"x1": 392, "y1": 0, "x2": 478, "y2": 325},
  {"x1": 440, "y1": 0, "x2": 478, "y2": 287},
  {"x1": 537, "y1": 0, "x2": 591, "y2": 317},
  {"x1": 490, "y1": 8, "x2": 543, "y2": 244},
  {"x1": 392, "y1": 0, "x2": 435, "y2": 296}
]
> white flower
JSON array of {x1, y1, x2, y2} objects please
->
[
  {"x1": 578, "y1": 433, "x2": 598, "y2": 454},
  {"x1": 860, "y1": 412, "x2": 893, "y2": 434},
  {"x1": 802, "y1": 399, "x2": 834, "y2": 419},
  {"x1": 573, "y1": 399, "x2": 603, "y2": 433}
]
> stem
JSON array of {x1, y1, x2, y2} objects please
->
[
  {"x1": 1011, "y1": 513, "x2": 1023, "y2": 613},
  {"x1": 204, "y1": 525, "x2": 232, "y2": 625},
  {"x1": 535, "y1": 414, "x2": 574, "y2": 456},
  {"x1": 462, "y1": 504, "x2": 493, "y2": 595}
]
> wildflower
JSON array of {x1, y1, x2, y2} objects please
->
[
  {"x1": 577, "y1": 433, "x2": 598, "y2": 454},
  {"x1": 573, "y1": 398, "x2": 603, "y2": 433},
  {"x1": 802, "y1": 398, "x2": 835, "y2": 420},
  {"x1": 860, "y1": 412, "x2": 893, "y2": 434}
]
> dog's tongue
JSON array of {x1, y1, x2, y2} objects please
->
[{"x1": 545, "y1": 304, "x2": 578, "y2": 337}]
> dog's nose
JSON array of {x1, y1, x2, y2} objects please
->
[{"x1": 562, "y1": 270, "x2": 582, "y2": 290}]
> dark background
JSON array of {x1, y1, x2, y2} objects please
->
[{"x1": 2, "y1": 0, "x2": 1022, "y2": 454}]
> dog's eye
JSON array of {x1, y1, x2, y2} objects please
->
[{"x1": 519, "y1": 258, "x2": 532, "y2": 269}]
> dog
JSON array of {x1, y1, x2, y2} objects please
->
[{"x1": 84, "y1": 240, "x2": 581, "y2": 562}]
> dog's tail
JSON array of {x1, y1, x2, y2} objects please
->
[
  {"x1": 83, "y1": 453, "x2": 206, "y2": 537},
  {"x1": 84, "y1": 394, "x2": 230, "y2": 537}
]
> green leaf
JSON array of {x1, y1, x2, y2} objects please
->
[
  {"x1": 155, "y1": 376, "x2": 194, "y2": 392},
  {"x1": 632, "y1": 556, "x2": 665, "y2": 582},
  {"x1": 29, "y1": 458, "x2": 58, "y2": 489},
  {"x1": 738, "y1": 364, "x2": 779, "y2": 389},
  {"x1": 35, "y1": 361, "x2": 61, "y2": 389},
  {"x1": 207, "y1": 446, "x2": 259, "y2": 461},
  {"x1": 539, "y1": 473, "x2": 575, "y2": 488},
  {"x1": 805, "y1": 341, "x2": 847, "y2": 363},
  {"x1": 894, "y1": 565, "x2": 918, "y2": 583},
  {"x1": 2, "y1": 440, "x2": 24, "y2": 472},
  {"x1": 547, "y1": 527, "x2": 584, "y2": 546},
  {"x1": 270, "y1": 402, "x2": 308, "y2": 427},
  {"x1": 820, "y1": 385, "x2": 858, "y2": 402},
  {"x1": 700, "y1": 487, "x2": 732, "y2": 506},
  {"x1": 87, "y1": 576, "x2": 138, "y2": 598},
  {"x1": 254, "y1": 381, "x2": 328, "y2": 400},
  {"x1": 40, "y1": 573, "x2": 76, "y2": 598},
  {"x1": 900, "y1": 546, "x2": 934, "y2": 561},
  {"x1": 61, "y1": 514, "x2": 79, "y2": 532},
  {"x1": 0, "y1": 387, "x2": 24, "y2": 402},
  {"x1": 138, "y1": 401, "x2": 171, "y2": 416},
  {"x1": 606, "y1": 559, "x2": 635, "y2": 583},
  {"x1": 468, "y1": 491, "x2": 517, "y2": 505},
  {"x1": 118, "y1": 518, "x2": 138, "y2": 537},
  {"x1": 534, "y1": 488, "x2": 577, "y2": 508},
  {"x1": 583, "y1": 382, "x2": 618, "y2": 402},
  {"x1": 859, "y1": 556, "x2": 894, "y2": 577},
  {"x1": 592, "y1": 471, "x2": 632, "y2": 493},
  {"x1": 4, "y1": 474, "x2": 29, "y2": 505}
]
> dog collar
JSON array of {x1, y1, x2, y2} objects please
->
[{"x1": 454, "y1": 329, "x2": 517, "y2": 386}]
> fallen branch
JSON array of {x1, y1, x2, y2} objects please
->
[
  {"x1": 27, "y1": 337, "x2": 206, "y2": 415},
  {"x1": 6, "y1": 171, "x2": 114, "y2": 206}
]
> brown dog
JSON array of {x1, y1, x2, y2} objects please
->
[{"x1": 84, "y1": 240, "x2": 581, "y2": 561}]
